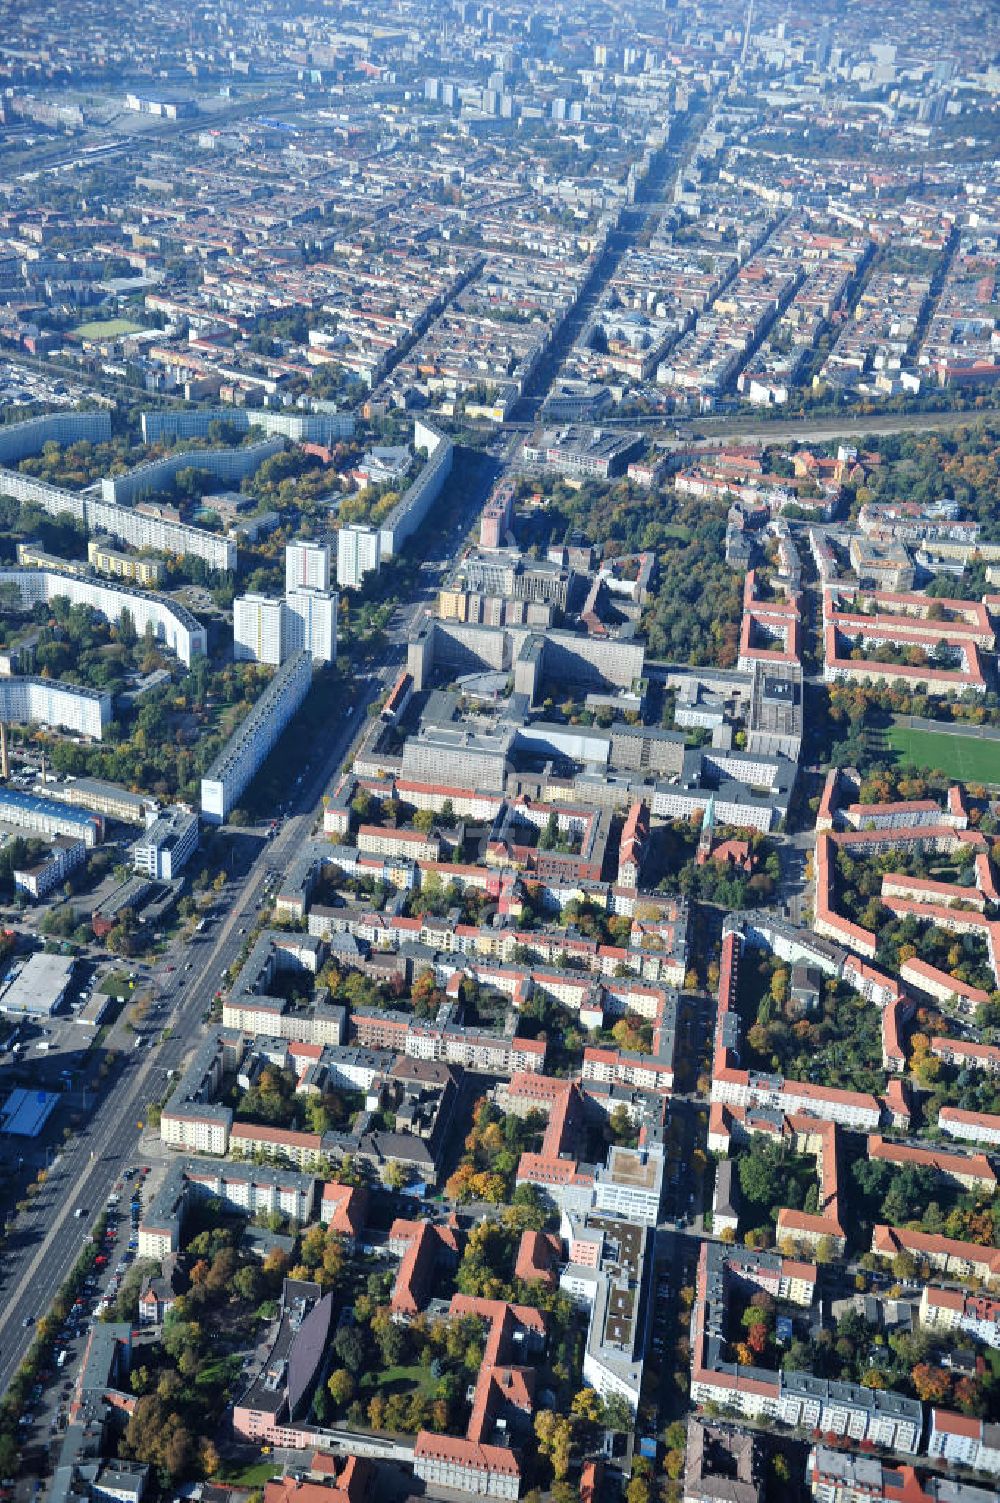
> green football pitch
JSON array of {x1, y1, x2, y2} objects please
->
[
  {"x1": 73, "y1": 317, "x2": 145, "y2": 339},
  {"x1": 887, "y1": 724, "x2": 1000, "y2": 784}
]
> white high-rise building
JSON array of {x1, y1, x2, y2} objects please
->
[
  {"x1": 336, "y1": 525, "x2": 381, "y2": 590},
  {"x1": 233, "y1": 593, "x2": 287, "y2": 666},
  {"x1": 285, "y1": 540, "x2": 331, "y2": 594},
  {"x1": 286, "y1": 586, "x2": 338, "y2": 665},
  {"x1": 0, "y1": 677, "x2": 112, "y2": 741}
]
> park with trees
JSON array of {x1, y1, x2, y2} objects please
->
[
  {"x1": 511, "y1": 470, "x2": 745, "y2": 667},
  {"x1": 737, "y1": 950, "x2": 887, "y2": 1097}
]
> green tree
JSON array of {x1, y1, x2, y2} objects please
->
[
  {"x1": 602, "y1": 1392, "x2": 634, "y2": 1433},
  {"x1": 333, "y1": 1324, "x2": 367, "y2": 1375}
]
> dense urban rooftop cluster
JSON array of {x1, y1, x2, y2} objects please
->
[{"x1": 1, "y1": 2, "x2": 1000, "y2": 1503}]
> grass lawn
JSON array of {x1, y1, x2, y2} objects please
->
[
  {"x1": 887, "y1": 724, "x2": 1000, "y2": 784},
  {"x1": 73, "y1": 317, "x2": 145, "y2": 340},
  {"x1": 99, "y1": 972, "x2": 132, "y2": 996},
  {"x1": 220, "y1": 1460, "x2": 281, "y2": 1486},
  {"x1": 360, "y1": 1363, "x2": 437, "y2": 1397}
]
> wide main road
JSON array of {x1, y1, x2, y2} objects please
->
[
  {"x1": 0, "y1": 675, "x2": 375, "y2": 1400},
  {"x1": 0, "y1": 440, "x2": 496, "y2": 1402}
]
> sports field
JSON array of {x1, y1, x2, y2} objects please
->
[
  {"x1": 73, "y1": 317, "x2": 145, "y2": 340},
  {"x1": 887, "y1": 724, "x2": 1000, "y2": 784}
]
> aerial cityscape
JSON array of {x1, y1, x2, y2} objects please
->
[{"x1": 0, "y1": 1, "x2": 1000, "y2": 1501}]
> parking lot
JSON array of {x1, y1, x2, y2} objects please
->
[{"x1": 16, "y1": 1167, "x2": 151, "y2": 1459}]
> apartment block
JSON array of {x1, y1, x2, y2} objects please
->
[
  {"x1": 0, "y1": 566, "x2": 207, "y2": 667},
  {"x1": 0, "y1": 408, "x2": 111, "y2": 465},
  {"x1": 336, "y1": 525, "x2": 381, "y2": 590},
  {"x1": 285, "y1": 586, "x2": 337, "y2": 665},
  {"x1": 560, "y1": 1210, "x2": 651, "y2": 1412},
  {"x1": 234, "y1": 593, "x2": 287, "y2": 666},
  {"x1": 808, "y1": 1447, "x2": 999, "y2": 1503},
  {"x1": 919, "y1": 1284, "x2": 1000, "y2": 1349},
  {"x1": 201, "y1": 652, "x2": 312, "y2": 823},
  {"x1": 0, "y1": 676, "x2": 112, "y2": 741},
  {"x1": 139, "y1": 1157, "x2": 316, "y2": 1259},
  {"x1": 13, "y1": 836, "x2": 87, "y2": 900},
  {"x1": 0, "y1": 468, "x2": 236, "y2": 570},
  {"x1": 927, "y1": 1411, "x2": 1000, "y2": 1478},
  {"x1": 87, "y1": 539, "x2": 164, "y2": 587},
  {"x1": 0, "y1": 786, "x2": 103, "y2": 847},
  {"x1": 285, "y1": 540, "x2": 331, "y2": 594}
]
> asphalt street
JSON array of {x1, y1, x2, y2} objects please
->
[
  {"x1": 0, "y1": 433, "x2": 486, "y2": 1404},
  {"x1": 2, "y1": 84, "x2": 993, "y2": 1428},
  {"x1": 0, "y1": 683, "x2": 370, "y2": 1398}
]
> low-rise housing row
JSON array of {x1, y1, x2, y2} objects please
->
[
  {"x1": 872, "y1": 1224, "x2": 1000, "y2": 1289},
  {"x1": 919, "y1": 1284, "x2": 1000, "y2": 1351},
  {"x1": 808, "y1": 1445, "x2": 999, "y2": 1503}
]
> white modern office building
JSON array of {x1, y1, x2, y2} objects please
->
[
  {"x1": 285, "y1": 540, "x2": 331, "y2": 594},
  {"x1": 133, "y1": 804, "x2": 199, "y2": 881},
  {"x1": 336, "y1": 525, "x2": 381, "y2": 590},
  {"x1": 233, "y1": 593, "x2": 287, "y2": 667},
  {"x1": 13, "y1": 836, "x2": 87, "y2": 900},
  {"x1": 201, "y1": 652, "x2": 313, "y2": 823}
]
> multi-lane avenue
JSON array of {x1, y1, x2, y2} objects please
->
[
  {"x1": 0, "y1": 601, "x2": 384, "y2": 1393},
  {"x1": 0, "y1": 746, "x2": 341, "y2": 1396},
  {"x1": 0, "y1": 432, "x2": 490, "y2": 1401}
]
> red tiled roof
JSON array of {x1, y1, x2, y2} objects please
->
[
  {"x1": 321, "y1": 1183, "x2": 367, "y2": 1238},
  {"x1": 413, "y1": 1433, "x2": 521, "y2": 1475},
  {"x1": 264, "y1": 1457, "x2": 371, "y2": 1503},
  {"x1": 931, "y1": 1035, "x2": 1000, "y2": 1068},
  {"x1": 867, "y1": 1134, "x2": 995, "y2": 1187},
  {"x1": 514, "y1": 1229, "x2": 561, "y2": 1288},
  {"x1": 231, "y1": 1122, "x2": 321, "y2": 1150},
  {"x1": 900, "y1": 957, "x2": 991, "y2": 1005},
  {"x1": 939, "y1": 1105, "x2": 1000, "y2": 1134},
  {"x1": 931, "y1": 1407, "x2": 982, "y2": 1438},
  {"x1": 873, "y1": 1224, "x2": 1000, "y2": 1276}
]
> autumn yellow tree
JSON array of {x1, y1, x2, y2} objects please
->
[{"x1": 534, "y1": 1411, "x2": 573, "y2": 1480}]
